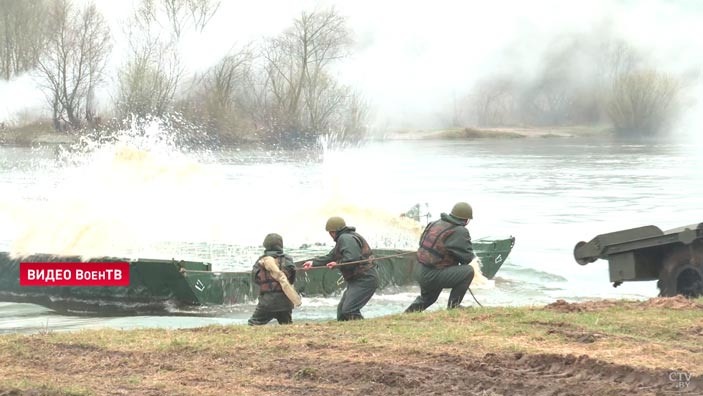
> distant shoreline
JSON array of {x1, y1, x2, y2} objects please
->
[
  {"x1": 0, "y1": 123, "x2": 613, "y2": 147},
  {"x1": 382, "y1": 125, "x2": 613, "y2": 140}
]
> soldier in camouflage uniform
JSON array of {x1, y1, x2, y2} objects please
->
[
  {"x1": 405, "y1": 202, "x2": 476, "y2": 312},
  {"x1": 303, "y1": 217, "x2": 379, "y2": 321},
  {"x1": 248, "y1": 233, "x2": 297, "y2": 325}
]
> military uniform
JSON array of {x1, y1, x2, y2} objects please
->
[
  {"x1": 248, "y1": 234, "x2": 297, "y2": 325},
  {"x1": 311, "y1": 222, "x2": 379, "y2": 321},
  {"x1": 406, "y1": 203, "x2": 476, "y2": 312}
]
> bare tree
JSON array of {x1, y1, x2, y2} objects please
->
[
  {"x1": 587, "y1": 38, "x2": 641, "y2": 124},
  {"x1": 115, "y1": 0, "x2": 220, "y2": 122},
  {"x1": 303, "y1": 72, "x2": 346, "y2": 134},
  {"x1": 200, "y1": 49, "x2": 252, "y2": 116},
  {"x1": 254, "y1": 7, "x2": 358, "y2": 145},
  {"x1": 603, "y1": 40, "x2": 639, "y2": 82},
  {"x1": 0, "y1": 0, "x2": 47, "y2": 79},
  {"x1": 465, "y1": 33, "x2": 635, "y2": 128},
  {"x1": 178, "y1": 47, "x2": 254, "y2": 139},
  {"x1": 36, "y1": 0, "x2": 111, "y2": 130},
  {"x1": 116, "y1": 34, "x2": 182, "y2": 119},
  {"x1": 519, "y1": 35, "x2": 606, "y2": 126},
  {"x1": 134, "y1": 0, "x2": 220, "y2": 39},
  {"x1": 521, "y1": 79, "x2": 575, "y2": 125},
  {"x1": 115, "y1": 1, "x2": 184, "y2": 120},
  {"x1": 188, "y1": 0, "x2": 220, "y2": 32},
  {"x1": 238, "y1": 67, "x2": 270, "y2": 131},
  {"x1": 338, "y1": 90, "x2": 369, "y2": 144},
  {"x1": 471, "y1": 76, "x2": 515, "y2": 127},
  {"x1": 607, "y1": 70, "x2": 680, "y2": 135}
]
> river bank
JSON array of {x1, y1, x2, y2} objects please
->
[
  {"x1": 0, "y1": 122, "x2": 76, "y2": 146},
  {"x1": 0, "y1": 296, "x2": 701, "y2": 396},
  {"x1": 0, "y1": 123, "x2": 613, "y2": 147}
]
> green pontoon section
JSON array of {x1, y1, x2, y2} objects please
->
[
  {"x1": 473, "y1": 237, "x2": 516, "y2": 279},
  {"x1": 0, "y1": 253, "x2": 227, "y2": 312},
  {"x1": 294, "y1": 237, "x2": 516, "y2": 296},
  {"x1": 0, "y1": 236, "x2": 515, "y2": 314},
  {"x1": 181, "y1": 269, "x2": 253, "y2": 305}
]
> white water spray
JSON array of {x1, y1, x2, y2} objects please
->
[{"x1": 3, "y1": 123, "x2": 427, "y2": 266}]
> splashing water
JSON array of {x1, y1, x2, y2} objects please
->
[
  {"x1": 8, "y1": 120, "x2": 226, "y2": 258},
  {"x1": 304, "y1": 133, "x2": 424, "y2": 246},
  {"x1": 469, "y1": 258, "x2": 490, "y2": 287},
  {"x1": 3, "y1": 122, "x2": 426, "y2": 266}
]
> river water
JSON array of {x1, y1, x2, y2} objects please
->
[{"x1": 1, "y1": 130, "x2": 701, "y2": 333}]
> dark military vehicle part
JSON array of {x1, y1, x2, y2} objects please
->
[{"x1": 574, "y1": 222, "x2": 703, "y2": 297}]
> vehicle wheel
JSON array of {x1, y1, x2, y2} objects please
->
[{"x1": 657, "y1": 241, "x2": 703, "y2": 298}]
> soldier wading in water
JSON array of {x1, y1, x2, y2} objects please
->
[
  {"x1": 303, "y1": 216, "x2": 379, "y2": 321},
  {"x1": 405, "y1": 202, "x2": 476, "y2": 312}
]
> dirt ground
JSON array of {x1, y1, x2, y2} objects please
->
[
  {"x1": 1, "y1": 297, "x2": 702, "y2": 396},
  {"x1": 545, "y1": 295, "x2": 703, "y2": 312},
  {"x1": 1, "y1": 349, "x2": 700, "y2": 396},
  {"x1": 1, "y1": 336, "x2": 701, "y2": 396}
]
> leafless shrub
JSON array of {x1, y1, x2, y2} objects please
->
[
  {"x1": 607, "y1": 70, "x2": 680, "y2": 135},
  {"x1": 36, "y1": 0, "x2": 111, "y2": 131},
  {"x1": 0, "y1": 0, "x2": 47, "y2": 79}
]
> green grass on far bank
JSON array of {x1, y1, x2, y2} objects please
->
[{"x1": 0, "y1": 298, "x2": 701, "y2": 396}]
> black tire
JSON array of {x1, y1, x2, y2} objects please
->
[{"x1": 657, "y1": 241, "x2": 703, "y2": 298}]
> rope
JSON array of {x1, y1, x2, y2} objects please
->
[
  {"x1": 299, "y1": 250, "x2": 485, "y2": 307},
  {"x1": 467, "y1": 286, "x2": 483, "y2": 307},
  {"x1": 297, "y1": 251, "x2": 416, "y2": 270}
]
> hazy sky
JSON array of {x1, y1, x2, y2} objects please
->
[{"x1": 1, "y1": 0, "x2": 702, "y2": 130}]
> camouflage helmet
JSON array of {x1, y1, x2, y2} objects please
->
[
  {"x1": 451, "y1": 202, "x2": 473, "y2": 220},
  {"x1": 325, "y1": 216, "x2": 346, "y2": 232},
  {"x1": 262, "y1": 233, "x2": 283, "y2": 250}
]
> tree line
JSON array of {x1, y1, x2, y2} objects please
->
[
  {"x1": 0, "y1": 0, "x2": 367, "y2": 146},
  {"x1": 1, "y1": 0, "x2": 687, "y2": 142},
  {"x1": 447, "y1": 34, "x2": 683, "y2": 136}
]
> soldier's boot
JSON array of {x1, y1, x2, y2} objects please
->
[
  {"x1": 338, "y1": 312, "x2": 363, "y2": 321},
  {"x1": 447, "y1": 298, "x2": 463, "y2": 309},
  {"x1": 405, "y1": 302, "x2": 425, "y2": 313}
]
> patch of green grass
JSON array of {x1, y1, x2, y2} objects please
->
[
  {"x1": 0, "y1": 380, "x2": 95, "y2": 396},
  {"x1": 294, "y1": 367, "x2": 319, "y2": 380},
  {"x1": 126, "y1": 375, "x2": 142, "y2": 385}
]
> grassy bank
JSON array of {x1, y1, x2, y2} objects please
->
[
  {"x1": 0, "y1": 122, "x2": 77, "y2": 146},
  {"x1": 0, "y1": 297, "x2": 701, "y2": 396}
]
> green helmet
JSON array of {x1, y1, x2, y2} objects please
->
[
  {"x1": 262, "y1": 233, "x2": 283, "y2": 250},
  {"x1": 451, "y1": 202, "x2": 473, "y2": 220},
  {"x1": 325, "y1": 216, "x2": 346, "y2": 231}
]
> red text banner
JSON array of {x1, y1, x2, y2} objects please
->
[{"x1": 19, "y1": 262, "x2": 130, "y2": 286}]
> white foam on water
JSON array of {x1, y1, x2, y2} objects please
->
[
  {"x1": 8, "y1": 121, "x2": 228, "y2": 258},
  {"x1": 3, "y1": 121, "x2": 426, "y2": 260}
]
